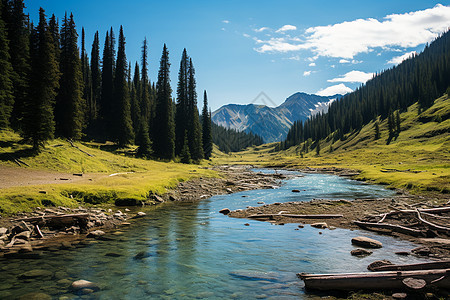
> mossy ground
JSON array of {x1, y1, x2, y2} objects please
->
[
  {"x1": 213, "y1": 96, "x2": 449, "y2": 194},
  {"x1": 0, "y1": 132, "x2": 217, "y2": 215}
]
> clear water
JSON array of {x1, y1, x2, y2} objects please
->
[{"x1": 0, "y1": 172, "x2": 430, "y2": 299}]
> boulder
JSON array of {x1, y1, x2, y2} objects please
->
[
  {"x1": 87, "y1": 230, "x2": 105, "y2": 239},
  {"x1": 367, "y1": 260, "x2": 393, "y2": 271},
  {"x1": 291, "y1": 189, "x2": 300, "y2": 193},
  {"x1": 351, "y1": 236, "x2": 382, "y2": 248},
  {"x1": 311, "y1": 223, "x2": 328, "y2": 229},
  {"x1": 351, "y1": 248, "x2": 373, "y2": 256},
  {"x1": 219, "y1": 208, "x2": 231, "y2": 215},
  {"x1": 132, "y1": 212, "x2": 146, "y2": 219},
  {"x1": 70, "y1": 279, "x2": 99, "y2": 291},
  {"x1": 0, "y1": 227, "x2": 7, "y2": 235}
]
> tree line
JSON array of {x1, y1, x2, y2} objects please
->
[
  {"x1": 212, "y1": 122, "x2": 263, "y2": 153},
  {"x1": 280, "y1": 29, "x2": 450, "y2": 151},
  {"x1": 0, "y1": 0, "x2": 213, "y2": 162}
]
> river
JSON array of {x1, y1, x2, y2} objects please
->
[{"x1": 0, "y1": 171, "x2": 430, "y2": 299}]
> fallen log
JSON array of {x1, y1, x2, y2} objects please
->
[
  {"x1": 297, "y1": 268, "x2": 450, "y2": 291},
  {"x1": 353, "y1": 220, "x2": 424, "y2": 237},
  {"x1": 371, "y1": 261, "x2": 450, "y2": 272},
  {"x1": 248, "y1": 214, "x2": 343, "y2": 219}
]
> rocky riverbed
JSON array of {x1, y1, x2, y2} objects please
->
[{"x1": 0, "y1": 165, "x2": 284, "y2": 260}]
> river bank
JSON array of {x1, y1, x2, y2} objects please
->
[
  {"x1": 0, "y1": 165, "x2": 283, "y2": 259},
  {"x1": 227, "y1": 167, "x2": 450, "y2": 259}
]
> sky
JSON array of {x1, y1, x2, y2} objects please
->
[{"x1": 25, "y1": 1, "x2": 450, "y2": 110}]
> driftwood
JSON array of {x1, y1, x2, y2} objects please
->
[
  {"x1": 248, "y1": 214, "x2": 343, "y2": 219},
  {"x1": 353, "y1": 220, "x2": 424, "y2": 236},
  {"x1": 297, "y1": 268, "x2": 450, "y2": 291},
  {"x1": 416, "y1": 210, "x2": 450, "y2": 233},
  {"x1": 371, "y1": 261, "x2": 450, "y2": 272},
  {"x1": 14, "y1": 213, "x2": 90, "y2": 223},
  {"x1": 34, "y1": 224, "x2": 44, "y2": 238}
]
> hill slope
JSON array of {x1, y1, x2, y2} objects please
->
[
  {"x1": 213, "y1": 95, "x2": 450, "y2": 194},
  {"x1": 212, "y1": 92, "x2": 338, "y2": 143}
]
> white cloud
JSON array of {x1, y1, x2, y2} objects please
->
[
  {"x1": 387, "y1": 51, "x2": 417, "y2": 64},
  {"x1": 243, "y1": 33, "x2": 251, "y2": 38},
  {"x1": 254, "y1": 27, "x2": 269, "y2": 32},
  {"x1": 287, "y1": 55, "x2": 300, "y2": 61},
  {"x1": 317, "y1": 84, "x2": 353, "y2": 96},
  {"x1": 303, "y1": 71, "x2": 312, "y2": 76},
  {"x1": 222, "y1": 20, "x2": 230, "y2": 24},
  {"x1": 254, "y1": 4, "x2": 450, "y2": 58},
  {"x1": 309, "y1": 62, "x2": 316, "y2": 67},
  {"x1": 276, "y1": 25, "x2": 297, "y2": 33},
  {"x1": 339, "y1": 59, "x2": 350, "y2": 63},
  {"x1": 328, "y1": 70, "x2": 374, "y2": 83}
]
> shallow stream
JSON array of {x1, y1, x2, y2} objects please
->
[{"x1": 0, "y1": 171, "x2": 430, "y2": 299}]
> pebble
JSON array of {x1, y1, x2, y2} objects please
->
[
  {"x1": 70, "y1": 279, "x2": 99, "y2": 291},
  {"x1": 351, "y1": 236, "x2": 382, "y2": 249}
]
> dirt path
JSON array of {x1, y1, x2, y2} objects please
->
[{"x1": 0, "y1": 165, "x2": 101, "y2": 189}]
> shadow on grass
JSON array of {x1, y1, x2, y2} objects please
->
[{"x1": 0, "y1": 147, "x2": 38, "y2": 163}]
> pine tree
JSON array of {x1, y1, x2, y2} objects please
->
[
  {"x1": 81, "y1": 27, "x2": 93, "y2": 124},
  {"x1": 130, "y1": 62, "x2": 141, "y2": 139},
  {"x1": 316, "y1": 141, "x2": 320, "y2": 156},
  {"x1": 0, "y1": 0, "x2": 14, "y2": 128},
  {"x1": 187, "y1": 58, "x2": 203, "y2": 161},
  {"x1": 180, "y1": 131, "x2": 191, "y2": 164},
  {"x1": 55, "y1": 13, "x2": 84, "y2": 139},
  {"x1": 113, "y1": 25, "x2": 133, "y2": 146},
  {"x1": 90, "y1": 31, "x2": 101, "y2": 121},
  {"x1": 3, "y1": 0, "x2": 29, "y2": 130},
  {"x1": 387, "y1": 111, "x2": 395, "y2": 142},
  {"x1": 23, "y1": 8, "x2": 60, "y2": 150},
  {"x1": 153, "y1": 44, "x2": 175, "y2": 159},
  {"x1": 48, "y1": 14, "x2": 59, "y2": 62},
  {"x1": 202, "y1": 90, "x2": 213, "y2": 159},
  {"x1": 99, "y1": 29, "x2": 115, "y2": 139},
  {"x1": 175, "y1": 48, "x2": 189, "y2": 155},
  {"x1": 140, "y1": 38, "x2": 150, "y2": 124},
  {"x1": 374, "y1": 121, "x2": 380, "y2": 140}
]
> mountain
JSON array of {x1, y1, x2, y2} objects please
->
[{"x1": 212, "y1": 92, "x2": 339, "y2": 143}]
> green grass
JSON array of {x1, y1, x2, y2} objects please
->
[
  {"x1": 0, "y1": 133, "x2": 217, "y2": 215},
  {"x1": 213, "y1": 96, "x2": 450, "y2": 194}
]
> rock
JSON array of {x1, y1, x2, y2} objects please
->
[
  {"x1": 273, "y1": 202, "x2": 281, "y2": 205},
  {"x1": 19, "y1": 269, "x2": 53, "y2": 279},
  {"x1": 351, "y1": 236, "x2": 382, "y2": 249},
  {"x1": 311, "y1": 223, "x2": 328, "y2": 229},
  {"x1": 411, "y1": 246, "x2": 431, "y2": 256},
  {"x1": 219, "y1": 208, "x2": 231, "y2": 215},
  {"x1": 225, "y1": 181, "x2": 235, "y2": 186},
  {"x1": 244, "y1": 223, "x2": 250, "y2": 226},
  {"x1": 402, "y1": 277, "x2": 426, "y2": 290},
  {"x1": 291, "y1": 189, "x2": 300, "y2": 193},
  {"x1": 124, "y1": 208, "x2": 130, "y2": 212},
  {"x1": 257, "y1": 202, "x2": 265, "y2": 204},
  {"x1": 136, "y1": 212, "x2": 146, "y2": 218},
  {"x1": 152, "y1": 194, "x2": 164, "y2": 203},
  {"x1": 367, "y1": 260, "x2": 393, "y2": 271},
  {"x1": 70, "y1": 279, "x2": 99, "y2": 291},
  {"x1": 87, "y1": 230, "x2": 105, "y2": 239},
  {"x1": 395, "y1": 251, "x2": 410, "y2": 256},
  {"x1": 392, "y1": 293, "x2": 407, "y2": 299},
  {"x1": 17, "y1": 292, "x2": 52, "y2": 300},
  {"x1": 297, "y1": 224, "x2": 304, "y2": 228},
  {"x1": 0, "y1": 227, "x2": 7, "y2": 235},
  {"x1": 351, "y1": 248, "x2": 373, "y2": 256},
  {"x1": 80, "y1": 288, "x2": 95, "y2": 295},
  {"x1": 226, "y1": 188, "x2": 233, "y2": 193}
]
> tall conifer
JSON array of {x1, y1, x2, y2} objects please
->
[
  {"x1": 202, "y1": 90, "x2": 212, "y2": 159},
  {"x1": 153, "y1": 44, "x2": 174, "y2": 159},
  {"x1": 55, "y1": 13, "x2": 84, "y2": 139},
  {"x1": 140, "y1": 38, "x2": 150, "y2": 124},
  {"x1": 187, "y1": 58, "x2": 203, "y2": 161},
  {"x1": 175, "y1": 48, "x2": 188, "y2": 155},
  {"x1": 4, "y1": 0, "x2": 29, "y2": 130},
  {"x1": 0, "y1": 0, "x2": 13, "y2": 128},
  {"x1": 23, "y1": 8, "x2": 60, "y2": 150},
  {"x1": 112, "y1": 25, "x2": 133, "y2": 146},
  {"x1": 100, "y1": 29, "x2": 114, "y2": 138},
  {"x1": 90, "y1": 31, "x2": 101, "y2": 122}
]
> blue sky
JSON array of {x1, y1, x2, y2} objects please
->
[{"x1": 25, "y1": 1, "x2": 450, "y2": 110}]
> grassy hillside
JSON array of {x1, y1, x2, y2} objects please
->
[
  {"x1": 0, "y1": 133, "x2": 216, "y2": 215},
  {"x1": 213, "y1": 95, "x2": 450, "y2": 193}
]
